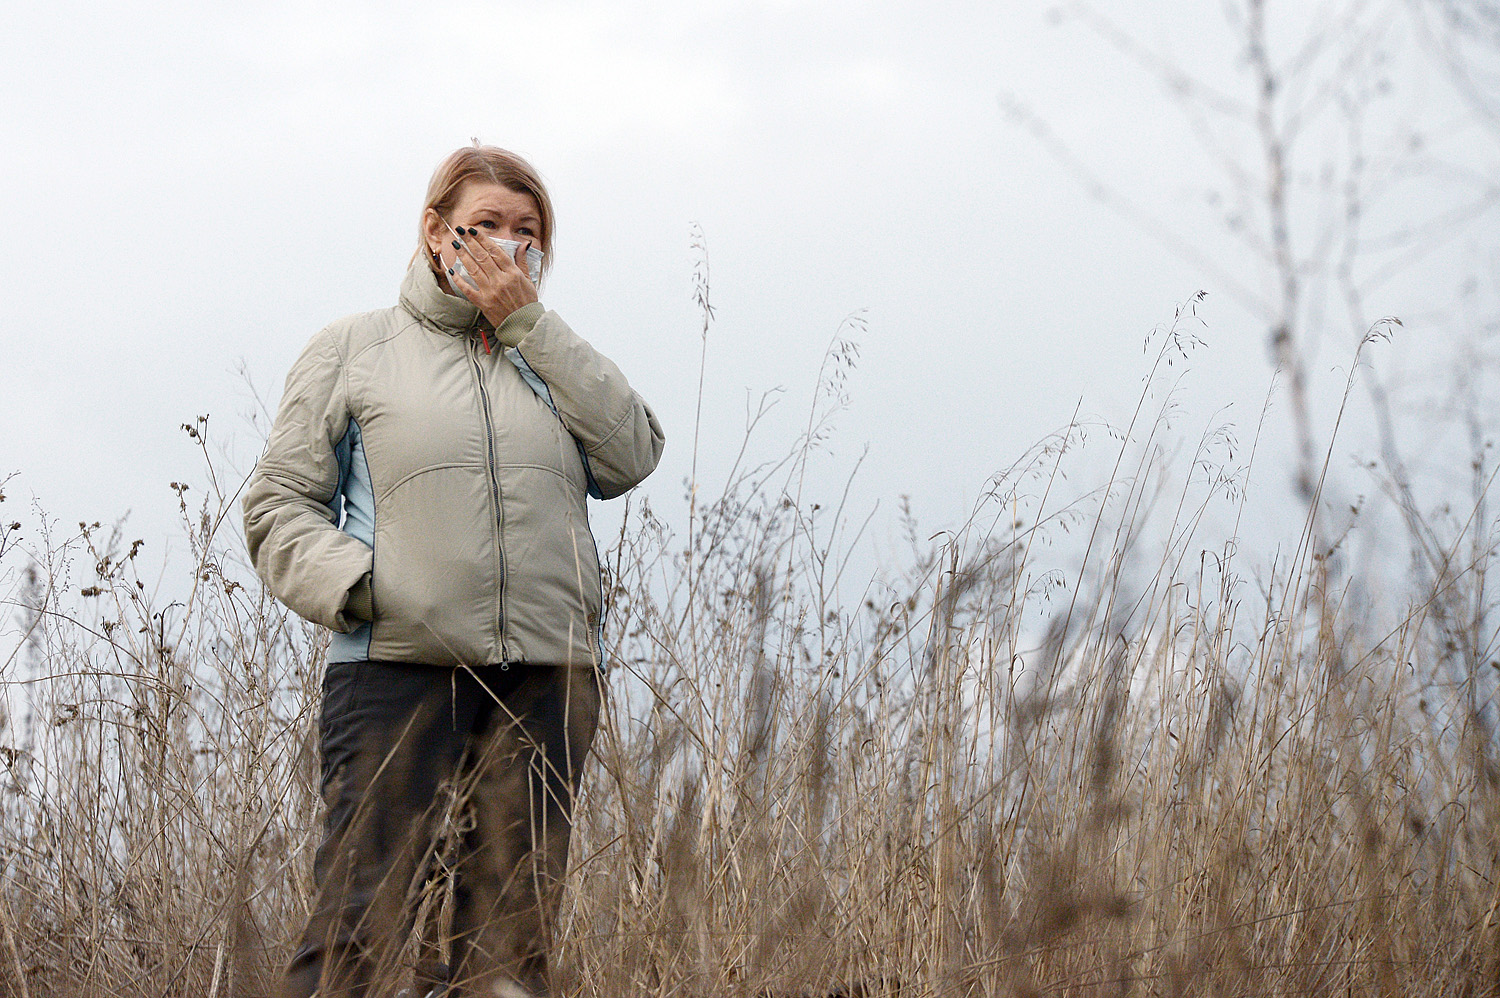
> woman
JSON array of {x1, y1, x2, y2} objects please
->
[{"x1": 244, "y1": 144, "x2": 664, "y2": 998}]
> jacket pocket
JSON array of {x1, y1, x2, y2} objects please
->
[
  {"x1": 370, "y1": 463, "x2": 499, "y2": 665},
  {"x1": 495, "y1": 466, "x2": 601, "y2": 665}
]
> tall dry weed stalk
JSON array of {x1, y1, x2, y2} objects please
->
[{"x1": 1, "y1": 303, "x2": 1499, "y2": 996}]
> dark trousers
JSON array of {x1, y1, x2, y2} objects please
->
[{"x1": 280, "y1": 661, "x2": 602, "y2": 998}]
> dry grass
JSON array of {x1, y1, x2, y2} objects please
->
[{"x1": 2, "y1": 309, "x2": 1499, "y2": 997}]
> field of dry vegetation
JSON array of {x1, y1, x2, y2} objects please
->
[{"x1": 3, "y1": 314, "x2": 1500, "y2": 997}]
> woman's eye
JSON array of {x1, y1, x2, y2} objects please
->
[
  {"x1": 478, "y1": 220, "x2": 497, "y2": 229},
  {"x1": 517, "y1": 227, "x2": 535, "y2": 237}
]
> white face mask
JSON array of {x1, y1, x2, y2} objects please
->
[{"x1": 448, "y1": 236, "x2": 544, "y2": 296}]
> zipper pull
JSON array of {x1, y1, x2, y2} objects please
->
[{"x1": 479, "y1": 328, "x2": 492, "y2": 354}]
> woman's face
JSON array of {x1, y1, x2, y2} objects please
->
[{"x1": 424, "y1": 180, "x2": 543, "y2": 277}]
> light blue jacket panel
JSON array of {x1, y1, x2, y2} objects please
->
[{"x1": 330, "y1": 418, "x2": 374, "y2": 663}]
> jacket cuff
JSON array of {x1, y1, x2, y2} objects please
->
[
  {"x1": 495, "y1": 302, "x2": 545, "y2": 348},
  {"x1": 342, "y1": 572, "x2": 374, "y2": 624}
]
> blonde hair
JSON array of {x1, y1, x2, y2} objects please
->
[{"x1": 417, "y1": 143, "x2": 555, "y2": 281}]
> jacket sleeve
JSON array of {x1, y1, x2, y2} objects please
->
[
  {"x1": 242, "y1": 328, "x2": 374, "y2": 631},
  {"x1": 499, "y1": 304, "x2": 666, "y2": 499}
]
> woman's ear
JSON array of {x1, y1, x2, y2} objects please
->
[{"x1": 421, "y1": 208, "x2": 447, "y2": 258}]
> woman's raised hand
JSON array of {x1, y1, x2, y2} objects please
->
[{"x1": 447, "y1": 225, "x2": 539, "y2": 327}]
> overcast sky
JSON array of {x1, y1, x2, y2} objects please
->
[{"x1": 3, "y1": 0, "x2": 1497, "y2": 595}]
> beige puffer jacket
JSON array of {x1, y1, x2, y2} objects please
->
[{"x1": 243, "y1": 256, "x2": 664, "y2": 668}]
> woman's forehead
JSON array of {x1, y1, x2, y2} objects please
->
[{"x1": 454, "y1": 181, "x2": 540, "y2": 219}]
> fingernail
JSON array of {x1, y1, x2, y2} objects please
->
[
  {"x1": 452, "y1": 240, "x2": 461, "y2": 249},
  {"x1": 467, "y1": 227, "x2": 477, "y2": 235},
  {"x1": 447, "y1": 268, "x2": 454, "y2": 275}
]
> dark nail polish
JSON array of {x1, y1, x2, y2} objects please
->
[
  {"x1": 452, "y1": 240, "x2": 461, "y2": 249},
  {"x1": 447, "y1": 268, "x2": 454, "y2": 275},
  {"x1": 467, "y1": 227, "x2": 477, "y2": 235}
]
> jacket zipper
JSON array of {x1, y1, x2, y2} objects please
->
[{"x1": 469, "y1": 336, "x2": 508, "y2": 660}]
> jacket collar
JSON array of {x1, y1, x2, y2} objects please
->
[{"x1": 398, "y1": 254, "x2": 488, "y2": 338}]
